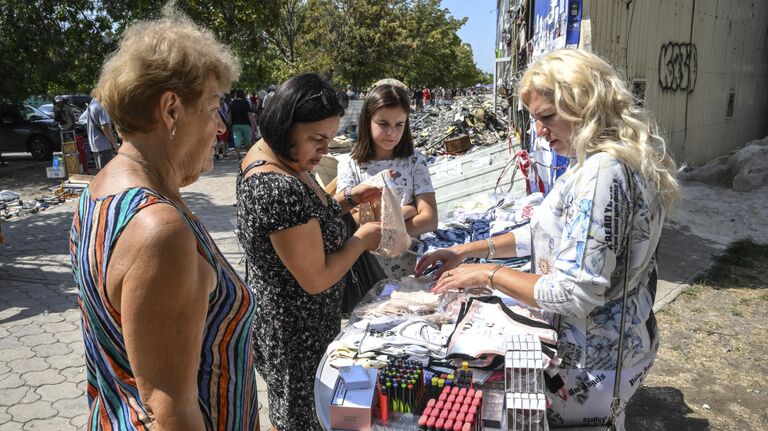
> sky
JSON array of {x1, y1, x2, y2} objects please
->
[{"x1": 441, "y1": 0, "x2": 497, "y2": 73}]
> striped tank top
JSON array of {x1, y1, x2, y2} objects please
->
[{"x1": 69, "y1": 187, "x2": 258, "y2": 430}]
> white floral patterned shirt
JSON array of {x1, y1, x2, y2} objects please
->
[{"x1": 512, "y1": 152, "x2": 665, "y2": 370}]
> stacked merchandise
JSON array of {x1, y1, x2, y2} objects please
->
[
  {"x1": 417, "y1": 385, "x2": 484, "y2": 431},
  {"x1": 505, "y1": 335, "x2": 548, "y2": 431},
  {"x1": 377, "y1": 359, "x2": 425, "y2": 419}
]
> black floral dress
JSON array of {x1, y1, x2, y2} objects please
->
[{"x1": 236, "y1": 163, "x2": 347, "y2": 430}]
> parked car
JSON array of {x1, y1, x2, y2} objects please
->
[
  {"x1": 38, "y1": 103, "x2": 83, "y2": 119},
  {"x1": 0, "y1": 104, "x2": 83, "y2": 160},
  {"x1": 37, "y1": 103, "x2": 54, "y2": 118},
  {"x1": 56, "y1": 94, "x2": 92, "y2": 110}
]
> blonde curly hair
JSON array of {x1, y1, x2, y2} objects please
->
[
  {"x1": 93, "y1": 3, "x2": 240, "y2": 135},
  {"x1": 519, "y1": 49, "x2": 681, "y2": 207}
]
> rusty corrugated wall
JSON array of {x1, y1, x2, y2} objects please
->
[{"x1": 584, "y1": 0, "x2": 768, "y2": 165}]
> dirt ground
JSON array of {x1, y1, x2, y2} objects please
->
[{"x1": 625, "y1": 240, "x2": 768, "y2": 430}]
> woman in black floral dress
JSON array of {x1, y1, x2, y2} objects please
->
[{"x1": 236, "y1": 73, "x2": 382, "y2": 430}]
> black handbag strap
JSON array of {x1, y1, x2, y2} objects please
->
[
  {"x1": 608, "y1": 163, "x2": 636, "y2": 428},
  {"x1": 545, "y1": 163, "x2": 636, "y2": 429},
  {"x1": 241, "y1": 159, "x2": 269, "y2": 176}
]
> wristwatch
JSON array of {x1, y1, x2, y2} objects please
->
[{"x1": 344, "y1": 186, "x2": 357, "y2": 207}]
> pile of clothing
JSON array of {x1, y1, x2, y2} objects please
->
[{"x1": 413, "y1": 192, "x2": 543, "y2": 271}]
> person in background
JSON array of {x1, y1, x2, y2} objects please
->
[
  {"x1": 214, "y1": 95, "x2": 230, "y2": 160},
  {"x1": 412, "y1": 86, "x2": 423, "y2": 110},
  {"x1": 262, "y1": 84, "x2": 276, "y2": 110},
  {"x1": 86, "y1": 97, "x2": 118, "y2": 169},
  {"x1": 250, "y1": 92, "x2": 263, "y2": 140},
  {"x1": 346, "y1": 84, "x2": 356, "y2": 100},
  {"x1": 229, "y1": 89, "x2": 255, "y2": 160},
  {"x1": 416, "y1": 49, "x2": 680, "y2": 430},
  {"x1": 70, "y1": 7, "x2": 259, "y2": 430},
  {"x1": 248, "y1": 91, "x2": 258, "y2": 109},
  {"x1": 337, "y1": 83, "x2": 438, "y2": 278},
  {"x1": 236, "y1": 72, "x2": 382, "y2": 430},
  {"x1": 422, "y1": 85, "x2": 431, "y2": 108},
  {"x1": 437, "y1": 86, "x2": 446, "y2": 106}
]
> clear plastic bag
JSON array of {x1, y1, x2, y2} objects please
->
[
  {"x1": 359, "y1": 172, "x2": 411, "y2": 257},
  {"x1": 351, "y1": 276, "x2": 439, "y2": 323}
]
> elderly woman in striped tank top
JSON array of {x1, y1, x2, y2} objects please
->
[{"x1": 69, "y1": 5, "x2": 259, "y2": 430}]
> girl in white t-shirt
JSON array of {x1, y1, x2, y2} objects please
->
[{"x1": 337, "y1": 84, "x2": 438, "y2": 278}]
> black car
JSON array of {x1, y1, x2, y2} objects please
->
[{"x1": 0, "y1": 104, "x2": 65, "y2": 160}]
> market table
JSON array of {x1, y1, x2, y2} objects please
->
[{"x1": 312, "y1": 279, "x2": 516, "y2": 431}]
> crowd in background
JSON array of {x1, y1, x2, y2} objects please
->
[{"x1": 213, "y1": 83, "x2": 493, "y2": 160}]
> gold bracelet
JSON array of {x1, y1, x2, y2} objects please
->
[
  {"x1": 487, "y1": 264, "x2": 504, "y2": 290},
  {"x1": 486, "y1": 237, "x2": 496, "y2": 260}
]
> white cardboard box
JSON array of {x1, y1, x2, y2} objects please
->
[
  {"x1": 338, "y1": 365, "x2": 372, "y2": 390},
  {"x1": 46, "y1": 167, "x2": 66, "y2": 178},
  {"x1": 329, "y1": 368, "x2": 378, "y2": 431}
]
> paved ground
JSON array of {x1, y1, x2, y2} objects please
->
[{"x1": 0, "y1": 155, "x2": 720, "y2": 430}]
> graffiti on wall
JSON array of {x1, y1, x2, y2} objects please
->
[{"x1": 658, "y1": 42, "x2": 697, "y2": 92}]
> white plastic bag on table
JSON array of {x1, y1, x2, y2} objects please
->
[{"x1": 357, "y1": 172, "x2": 411, "y2": 257}]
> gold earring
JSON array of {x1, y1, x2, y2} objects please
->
[{"x1": 170, "y1": 128, "x2": 176, "y2": 144}]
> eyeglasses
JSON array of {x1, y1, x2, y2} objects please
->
[{"x1": 302, "y1": 87, "x2": 349, "y2": 110}]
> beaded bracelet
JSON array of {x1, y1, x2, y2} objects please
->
[{"x1": 487, "y1": 264, "x2": 504, "y2": 290}]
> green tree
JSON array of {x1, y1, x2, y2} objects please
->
[
  {"x1": 0, "y1": 0, "x2": 116, "y2": 101},
  {"x1": 298, "y1": 0, "x2": 407, "y2": 89},
  {"x1": 0, "y1": 0, "x2": 282, "y2": 103},
  {"x1": 397, "y1": 0, "x2": 485, "y2": 89},
  {"x1": 0, "y1": 0, "x2": 485, "y2": 102},
  {"x1": 295, "y1": 0, "x2": 484, "y2": 91},
  {"x1": 180, "y1": 0, "x2": 281, "y2": 89},
  {"x1": 102, "y1": 0, "x2": 282, "y2": 90}
]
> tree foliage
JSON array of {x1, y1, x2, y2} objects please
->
[
  {"x1": 298, "y1": 0, "x2": 487, "y2": 90},
  {"x1": 0, "y1": 0, "x2": 115, "y2": 101},
  {"x1": 0, "y1": 0, "x2": 487, "y2": 102}
]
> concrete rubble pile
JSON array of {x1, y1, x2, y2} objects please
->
[
  {"x1": 679, "y1": 136, "x2": 768, "y2": 192},
  {"x1": 411, "y1": 94, "x2": 510, "y2": 155}
]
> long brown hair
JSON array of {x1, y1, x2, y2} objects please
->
[{"x1": 351, "y1": 84, "x2": 413, "y2": 163}]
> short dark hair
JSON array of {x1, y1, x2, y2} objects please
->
[
  {"x1": 235, "y1": 89, "x2": 246, "y2": 99},
  {"x1": 259, "y1": 73, "x2": 345, "y2": 162},
  {"x1": 351, "y1": 84, "x2": 413, "y2": 163}
]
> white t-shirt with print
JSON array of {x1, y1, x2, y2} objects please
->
[
  {"x1": 335, "y1": 151, "x2": 435, "y2": 204},
  {"x1": 336, "y1": 151, "x2": 435, "y2": 279}
]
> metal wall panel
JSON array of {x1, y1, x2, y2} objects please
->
[{"x1": 584, "y1": 0, "x2": 768, "y2": 165}]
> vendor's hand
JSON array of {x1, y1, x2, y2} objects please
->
[
  {"x1": 414, "y1": 247, "x2": 463, "y2": 278},
  {"x1": 353, "y1": 222, "x2": 382, "y2": 251},
  {"x1": 401, "y1": 204, "x2": 417, "y2": 221},
  {"x1": 351, "y1": 183, "x2": 381, "y2": 205},
  {"x1": 431, "y1": 263, "x2": 495, "y2": 294}
]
